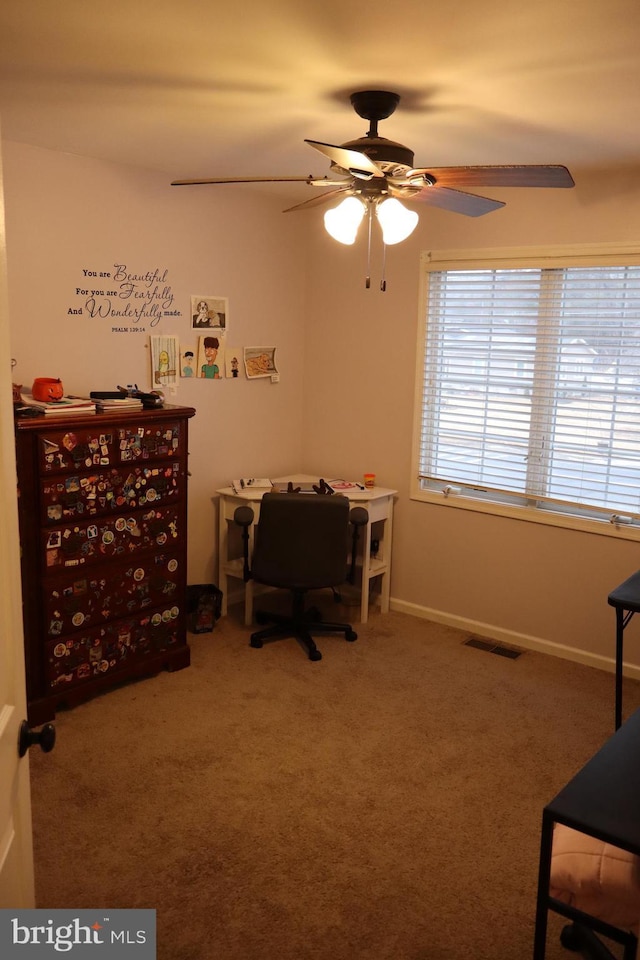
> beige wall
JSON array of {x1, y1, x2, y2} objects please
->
[
  {"x1": 303, "y1": 165, "x2": 640, "y2": 673},
  {"x1": 2, "y1": 141, "x2": 307, "y2": 586},
  {"x1": 4, "y1": 138, "x2": 640, "y2": 674}
]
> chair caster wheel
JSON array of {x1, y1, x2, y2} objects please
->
[
  {"x1": 559, "y1": 923, "x2": 581, "y2": 952},
  {"x1": 346, "y1": 629, "x2": 357, "y2": 642},
  {"x1": 250, "y1": 637, "x2": 263, "y2": 649},
  {"x1": 309, "y1": 649, "x2": 322, "y2": 662}
]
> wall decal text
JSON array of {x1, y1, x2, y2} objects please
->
[{"x1": 67, "y1": 264, "x2": 183, "y2": 332}]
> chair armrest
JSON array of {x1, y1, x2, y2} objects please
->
[
  {"x1": 234, "y1": 506, "x2": 254, "y2": 527},
  {"x1": 349, "y1": 507, "x2": 368, "y2": 528}
]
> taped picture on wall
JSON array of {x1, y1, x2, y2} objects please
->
[
  {"x1": 198, "y1": 333, "x2": 226, "y2": 380},
  {"x1": 244, "y1": 347, "x2": 277, "y2": 379},
  {"x1": 225, "y1": 349, "x2": 242, "y2": 379},
  {"x1": 181, "y1": 348, "x2": 196, "y2": 377},
  {"x1": 150, "y1": 335, "x2": 179, "y2": 387},
  {"x1": 191, "y1": 295, "x2": 228, "y2": 330}
]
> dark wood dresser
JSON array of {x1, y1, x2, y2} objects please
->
[{"x1": 15, "y1": 403, "x2": 196, "y2": 724}]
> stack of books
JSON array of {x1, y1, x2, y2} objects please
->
[
  {"x1": 19, "y1": 393, "x2": 97, "y2": 416},
  {"x1": 89, "y1": 395, "x2": 144, "y2": 412}
]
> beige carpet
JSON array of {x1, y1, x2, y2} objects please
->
[{"x1": 29, "y1": 598, "x2": 640, "y2": 960}]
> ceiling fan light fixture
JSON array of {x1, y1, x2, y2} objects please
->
[
  {"x1": 375, "y1": 198, "x2": 419, "y2": 245},
  {"x1": 323, "y1": 195, "x2": 367, "y2": 245}
]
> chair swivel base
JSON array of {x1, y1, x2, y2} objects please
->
[{"x1": 250, "y1": 607, "x2": 357, "y2": 662}]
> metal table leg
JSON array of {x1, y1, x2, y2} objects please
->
[{"x1": 533, "y1": 811, "x2": 554, "y2": 959}]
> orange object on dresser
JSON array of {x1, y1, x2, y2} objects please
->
[{"x1": 32, "y1": 377, "x2": 64, "y2": 402}]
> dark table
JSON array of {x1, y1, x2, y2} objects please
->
[
  {"x1": 533, "y1": 707, "x2": 640, "y2": 959},
  {"x1": 608, "y1": 569, "x2": 640, "y2": 731}
]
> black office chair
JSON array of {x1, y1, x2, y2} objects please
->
[{"x1": 234, "y1": 491, "x2": 368, "y2": 661}]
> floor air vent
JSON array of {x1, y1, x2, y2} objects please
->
[{"x1": 464, "y1": 637, "x2": 522, "y2": 659}]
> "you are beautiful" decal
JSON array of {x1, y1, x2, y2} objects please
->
[{"x1": 68, "y1": 264, "x2": 182, "y2": 332}]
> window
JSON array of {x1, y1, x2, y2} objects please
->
[{"x1": 412, "y1": 245, "x2": 640, "y2": 536}]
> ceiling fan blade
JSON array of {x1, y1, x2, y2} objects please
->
[
  {"x1": 406, "y1": 184, "x2": 505, "y2": 217},
  {"x1": 304, "y1": 140, "x2": 385, "y2": 180},
  {"x1": 408, "y1": 165, "x2": 575, "y2": 189},
  {"x1": 170, "y1": 175, "x2": 337, "y2": 187},
  {"x1": 283, "y1": 187, "x2": 351, "y2": 213}
]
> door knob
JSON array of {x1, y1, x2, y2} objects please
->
[{"x1": 18, "y1": 720, "x2": 56, "y2": 758}]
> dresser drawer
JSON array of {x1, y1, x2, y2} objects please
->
[
  {"x1": 40, "y1": 460, "x2": 183, "y2": 524},
  {"x1": 46, "y1": 605, "x2": 183, "y2": 691},
  {"x1": 42, "y1": 506, "x2": 181, "y2": 572},
  {"x1": 43, "y1": 551, "x2": 182, "y2": 639},
  {"x1": 39, "y1": 420, "x2": 185, "y2": 473}
]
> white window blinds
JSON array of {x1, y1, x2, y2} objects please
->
[{"x1": 417, "y1": 254, "x2": 640, "y2": 522}]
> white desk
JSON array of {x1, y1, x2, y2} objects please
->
[{"x1": 215, "y1": 474, "x2": 397, "y2": 625}]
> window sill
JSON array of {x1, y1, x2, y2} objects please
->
[{"x1": 409, "y1": 483, "x2": 640, "y2": 542}]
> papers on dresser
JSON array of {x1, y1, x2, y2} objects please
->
[{"x1": 20, "y1": 393, "x2": 97, "y2": 415}]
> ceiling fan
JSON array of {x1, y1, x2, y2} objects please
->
[
  {"x1": 171, "y1": 90, "x2": 574, "y2": 287},
  {"x1": 172, "y1": 89, "x2": 574, "y2": 212}
]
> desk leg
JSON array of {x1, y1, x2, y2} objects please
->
[
  {"x1": 218, "y1": 507, "x2": 229, "y2": 618},
  {"x1": 533, "y1": 811, "x2": 554, "y2": 960},
  {"x1": 615, "y1": 608, "x2": 625, "y2": 731},
  {"x1": 360, "y1": 517, "x2": 372, "y2": 624},
  {"x1": 243, "y1": 519, "x2": 257, "y2": 626},
  {"x1": 379, "y1": 501, "x2": 393, "y2": 615}
]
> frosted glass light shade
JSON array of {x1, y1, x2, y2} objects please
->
[
  {"x1": 324, "y1": 196, "x2": 366, "y2": 245},
  {"x1": 376, "y1": 198, "x2": 419, "y2": 245}
]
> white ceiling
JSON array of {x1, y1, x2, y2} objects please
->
[{"x1": 1, "y1": 0, "x2": 639, "y2": 202}]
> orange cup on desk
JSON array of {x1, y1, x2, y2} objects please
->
[{"x1": 363, "y1": 473, "x2": 376, "y2": 489}]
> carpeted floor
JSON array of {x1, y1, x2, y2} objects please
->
[{"x1": 28, "y1": 599, "x2": 640, "y2": 959}]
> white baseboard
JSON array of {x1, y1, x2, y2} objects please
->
[
  {"x1": 225, "y1": 584, "x2": 640, "y2": 681},
  {"x1": 389, "y1": 597, "x2": 640, "y2": 682}
]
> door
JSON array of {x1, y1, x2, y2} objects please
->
[{"x1": 0, "y1": 134, "x2": 35, "y2": 908}]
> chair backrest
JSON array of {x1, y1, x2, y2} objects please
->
[{"x1": 252, "y1": 492, "x2": 350, "y2": 590}]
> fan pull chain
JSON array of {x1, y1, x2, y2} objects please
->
[
  {"x1": 380, "y1": 243, "x2": 387, "y2": 292},
  {"x1": 365, "y1": 208, "x2": 372, "y2": 288}
]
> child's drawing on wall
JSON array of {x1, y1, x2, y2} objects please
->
[
  {"x1": 191, "y1": 296, "x2": 228, "y2": 330},
  {"x1": 225, "y1": 349, "x2": 242, "y2": 378},
  {"x1": 181, "y1": 349, "x2": 195, "y2": 377},
  {"x1": 150, "y1": 335, "x2": 179, "y2": 387},
  {"x1": 198, "y1": 334, "x2": 226, "y2": 379},
  {"x1": 244, "y1": 346, "x2": 277, "y2": 379}
]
